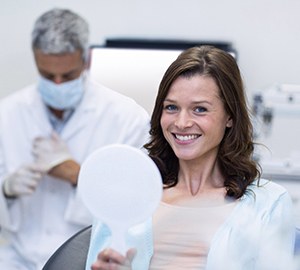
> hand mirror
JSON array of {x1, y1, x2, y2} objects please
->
[{"x1": 77, "y1": 144, "x2": 162, "y2": 254}]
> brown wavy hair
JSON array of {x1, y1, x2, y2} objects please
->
[{"x1": 144, "y1": 45, "x2": 260, "y2": 199}]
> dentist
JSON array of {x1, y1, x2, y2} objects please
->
[{"x1": 0, "y1": 8, "x2": 149, "y2": 270}]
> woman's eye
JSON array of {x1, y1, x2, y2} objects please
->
[
  {"x1": 165, "y1": 104, "x2": 177, "y2": 111},
  {"x1": 195, "y1": 106, "x2": 207, "y2": 113}
]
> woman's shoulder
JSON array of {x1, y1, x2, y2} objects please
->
[
  {"x1": 247, "y1": 178, "x2": 288, "y2": 196},
  {"x1": 225, "y1": 178, "x2": 293, "y2": 230},
  {"x1": 241, "y1": 178, "x2": 292, "y2": 209}
]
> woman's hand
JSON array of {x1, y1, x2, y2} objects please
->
[{"x1": 91, "y1": 248, "x2": 136, "y2": 270}]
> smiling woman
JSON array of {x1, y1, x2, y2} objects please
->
[
  {"x1": 86, "y1": 46, "x2": 296, "y2": 270},
  {"x1": 147, "y1": 46, "x2": 255, "y2": 198},
  {"x1": 160, "y1": 75, "x2": 232, "y2": 172}
]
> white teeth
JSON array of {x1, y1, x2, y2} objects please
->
[{"x1": 175, "y1": 134, "x2": 199, "y2": 141}]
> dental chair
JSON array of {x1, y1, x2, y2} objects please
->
[{"x1": 42, "y1": 225, "x2": 92, "y2": 270}]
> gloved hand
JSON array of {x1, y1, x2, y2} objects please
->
[
  {"x1": 2, "y1": 164, "x2": 45, "y2": 197},
  {"x1": 32, "y1": 132, "x2": 73, "y2": 172}
]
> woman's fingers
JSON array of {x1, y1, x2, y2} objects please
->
[{"x1": 91, "y1": 248, "x2": 135, "y2": 270}]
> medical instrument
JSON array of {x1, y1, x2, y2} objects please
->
[{"x1": 253, "y1": 83, "x2": 300, "y2": 181}]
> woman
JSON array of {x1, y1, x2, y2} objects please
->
[{"x1": 86, "y1": 46, "x2": 295, "y2": 270}]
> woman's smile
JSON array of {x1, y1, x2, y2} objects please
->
[{"x1": 173, "y1": 133, "x2": 201, "y2": 143}]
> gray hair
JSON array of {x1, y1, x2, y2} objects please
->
[{"x1": 32, "y1": 8, "x2": 89, "y2": 61}]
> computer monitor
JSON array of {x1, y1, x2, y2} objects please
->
[
  {"x1": 88, "y1": 39, "x2": 236, "y2": 114},
  {"x1": 88, "y1": 47, "x2": 182, "y2": 114}
]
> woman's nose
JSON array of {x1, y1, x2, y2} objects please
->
[{"x1": 174, "y1": 111, "x2": 193, "y2": 129}]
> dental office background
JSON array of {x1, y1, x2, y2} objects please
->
[{"x1": 1, "y1": 0, "x2": 300, "y2": 225}]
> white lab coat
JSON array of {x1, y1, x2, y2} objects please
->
[{"x1": 0, "y1": 77, "x2": 150, "y2": 269}]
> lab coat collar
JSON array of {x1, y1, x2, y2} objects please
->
[
  {"x1": 59, "y1": 78, "x2": 98, "y2": 140},
  {"x1": 26, "y1": 85, "x2": 52, "y2": 137}
]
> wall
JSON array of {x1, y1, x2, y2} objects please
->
[
  {"x1": 1, "y1": 0, "x2": 300, "y2": 100},
  {"x1": 1, "y1": 0, "x2": 300, "y2": 228}
]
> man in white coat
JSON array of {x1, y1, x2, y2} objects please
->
[{"x1": 0, "y1": 8, "x2": 150, "y2": 269}]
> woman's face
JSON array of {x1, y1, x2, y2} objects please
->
[{"x1": 160, "y1": 74, "x2": 232, "y2": 163}]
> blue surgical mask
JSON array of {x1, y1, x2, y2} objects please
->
[{"x1": 38, "y1": 75, "x2": 85, "y2": 110}]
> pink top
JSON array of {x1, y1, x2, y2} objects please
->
[{"x1": 150, "y1": 201, "x2": 236, "y2": 269}]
